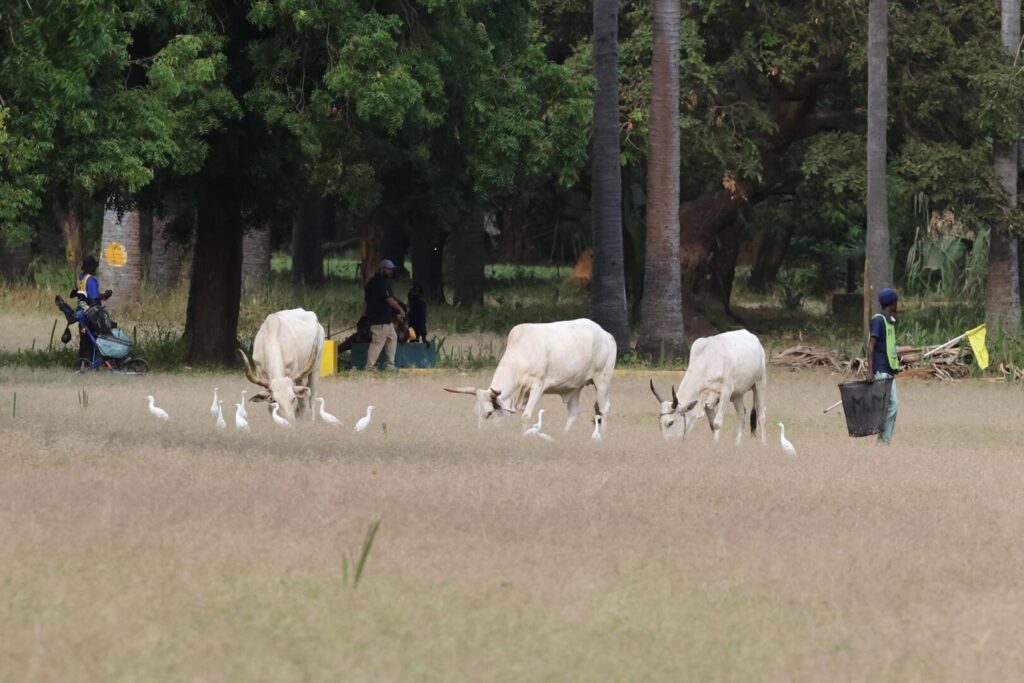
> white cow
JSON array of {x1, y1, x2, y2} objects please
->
[
  {"x1": 444, "y1": 318, "x2": 616, "y2": 432},
  {"x1": 650, "y1": 329, "x2": 766, "y2": 443},
  {"x1": 239, "y1": 308, "x2": 325, "y2": 422}
]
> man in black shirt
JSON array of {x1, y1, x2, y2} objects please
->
[{"x1": 362, "y1": 259, "x2": 405, "y2": 370}]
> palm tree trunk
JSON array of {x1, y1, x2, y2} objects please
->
[
  {"x1": 149, "y1": 213, "x2": 183, "y2": 288},
  {"x1": 590, "y1": 0, "x2": 629, "y2": 350},
  {"x1": 97, "y1": 208, "x2": 143, "y2": 310},
  {"x1": 986, "y1": 0, "x2": 1021, "y2": 332},
  {"x1": 864, "y1": 0, "x2": 891, "y2": 344},
  {"x1": 637, "y1": 0, "x2": 684, "y2": 359},
  {"x1": 241, "y1": 226, "x2": 271, "y2": 295}
]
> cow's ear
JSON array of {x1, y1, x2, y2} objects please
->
[
  {"x1": 294, "y1": 386, "x2": 311, "y2": 398},
  {"x1": 250, "y1": 391, "x2": 271, "y2": 403},
  {"x1": 681, "y1": 400, "x2": 698, "y2": 413}
]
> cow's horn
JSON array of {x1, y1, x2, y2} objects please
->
[
  {"x1": 489, "y1": 387, "x2": 500, "y2": 398},
  {"x1": 671, "y1": 384, "x2": 679, "y2": 409},
  {"x1": 443, "y1": 386, "x2": 478, "y2": 395},
  {"x1": 649, "y1": 379, "x2": 664, "y2": 403},
  {"x1": 238, "y1": 349, "x2": 270, "y2": 388},
  {"x1": 291, "y1": 348, "x2": 319, "y2": 383}
]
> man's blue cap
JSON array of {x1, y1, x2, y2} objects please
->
[{"x1": 879, "y1": 288, "x2": 898, "y2": 307}]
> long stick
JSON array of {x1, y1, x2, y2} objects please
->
[
  {"x1": 921, "y1": 331, "x2": 968, "y2": 359},
  {"x1": 823, "y1": 399, "x2": 842, "y2": 414}
]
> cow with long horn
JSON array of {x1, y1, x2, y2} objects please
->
[
  {"x1": 444, "y1": 319, "x2": 616, "y2": 432},
  {"x1": 651, "y1": 329, "x2": 767, "y2": 444},
  {"x1": 239, "y1": 308, "x2": 325, "y2": 423}
]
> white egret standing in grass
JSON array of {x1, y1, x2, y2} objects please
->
[
  {"x1": 272, "y1": 403, "x2": 292, "y2": 428},
  {"x1": 238, "y1": 390, "x2": 247, "y2": 420},
  {"x1": 214, "y1": 400, "x2": 226, "y2": 429},
  {"x1": 146, "y1": 395, "x2": 169, "y2": 421},
  {"x1": 778, "y1": 422, "x2": 797, "y2": 458},
  {"x1": 355, "y1": 406, "x2": 374, "y2": 433},
  {"x1": 317, "y1": 397, "x2": 342, "y2": 427},
  {"x1": 523, "y1": 409, "x2": 553, "y2": 441},
  {"x1": 209, "y1": 387, "x2": 219, "y2": 417},
  {"x1": 235, "y1": 402, "x2": 250, "y2": 431}
]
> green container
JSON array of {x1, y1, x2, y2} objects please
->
[{"x1": 348, "y1": 340, "x2": 437, "y2": 370}]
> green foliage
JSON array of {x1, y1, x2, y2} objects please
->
[{"x1": 0, "y1": 0, "x2": 234, "y2": 240}]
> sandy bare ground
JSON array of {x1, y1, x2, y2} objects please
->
[{"x1": 2, "y1": 367, "x2": 1024, "y2": 681}]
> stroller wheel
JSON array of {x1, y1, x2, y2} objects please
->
[{"x1": 120, "y1": 358, "x2": 150, "y2": 375}]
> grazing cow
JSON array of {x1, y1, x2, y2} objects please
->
[
  {"x1": 650, "y1": 329, "x2": 766, "y2": 443},
  {"x1": 239, "y1": 308, "x2": 325, "y2": 422},
  {"x1": 444, "y1": 318, "x2": 616, "y2": 432}
]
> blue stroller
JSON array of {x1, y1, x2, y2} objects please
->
[{"x1": 55, "y1": 295, "x2": 149, "y2": 373}]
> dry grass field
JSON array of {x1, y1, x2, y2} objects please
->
[{"x1": 2, "y1": 364, "x2": 1024, "y2": 682}]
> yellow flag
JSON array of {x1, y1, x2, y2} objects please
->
[{"x1": 965, "y1": 324, "x2": 989, "y2": 370}]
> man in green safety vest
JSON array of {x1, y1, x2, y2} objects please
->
[{"x1": 866, "y1": 287, "x2": 900, "y2": 444}]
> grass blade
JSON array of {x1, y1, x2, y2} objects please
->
[{"x1": 352, "y1": 519, "x2": 380, "y2": 589}]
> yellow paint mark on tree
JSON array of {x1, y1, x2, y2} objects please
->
[{"x1": 104, "y1": 242, "x2": 127, "y2": 267}]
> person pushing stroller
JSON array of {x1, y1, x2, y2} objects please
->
[{"x1": 72, "y1": 256, "x2": 113, "y2": 363}]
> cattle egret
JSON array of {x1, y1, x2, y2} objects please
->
[
  {"x1": 355, "y1": 406, "x2": 374, "y2": 433},
  {"x1": 214, "y1": 400, "x2": 226, "y2": 429},
  {"x1": 442, "y1": 319, "x2": 614, "y2": 433},
  {"x1": 234, "y1": 402, "x2": 250, "y2": 431},
  {"x1": 591, "y1": 415, "x2": 603, "y2": 442},
  {"x1": 317, "y1": 397, "x2": 342, "y2": 427},
  {"x1": 238, "y1": 390, "x2": 248, "y2": 420},
  {"x1": 271, "y1": 403, "x2": 292, "y2": 428},
  {"x1": 778, "y1": 422, "x2": 797, "y2": 458},
  {"x1": 209, "y1": 387, "x2": 220, "y2": 417},
  {"x1": 146, "y1": 395, "x2": 169, "y2": 421},
  {"x1": 523, "y1": 409, "x2": 553, "y2": 441}
]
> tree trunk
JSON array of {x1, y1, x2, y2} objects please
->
[
  {"x1": 590, "y1": 0, "x2": 630, "y2": 350},
  {"x1": 185, "y1": 193, "x2": 243, "y2": 366},
  {"x1": 748, "y1": 225, "x2": 795, "y2": 292},
  {"x1": 450, "y1": 217, "x2": 486, "y2": 308},
  {"x1": 241, "y1": 226, "x2": 271, "y2": 295},
  {"x1": 149, "y1": 213, "x2": 183, "y2": 288},
  {"x1": 54, "y1": 204, "x2": 82, "y2": 268},
  {"x1": 864, "y1": 0, "x2": 892, "y2": 343},
  {"x1": 139, "y1": 209, "x2": 153, "y2": 274},
  {"x1": 360, "y1": 209, "x2": 384, "y2": 286},
  {"x1": 680, "y1": 183, "x2": 751, "y2": 302},
  {"x1": 411, "y1": 227, "x2": 446, "y2": 304},
  {"x1": 0, "y1": 242, "x2": 31, "y2": 279},
  {"x1": 291, "y1": 197, "x2": 325, "y2": 285},
  {"x1": 638, "y1": 0, "x2": 684, "y2": 359},
  {"x1": 97, "y1": 208, "x2": 143, "y2": 311},
  {"x1": 986, "y1": 0, "x2": 1021, "y2": 332}
]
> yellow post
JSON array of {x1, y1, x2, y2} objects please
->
[{"x1": 320, "y1": 339, "x2": 337, "y2": 377}]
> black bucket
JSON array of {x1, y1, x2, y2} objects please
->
[{"x1": 838, "y1": 379, "x2": 892, "y2": 437}]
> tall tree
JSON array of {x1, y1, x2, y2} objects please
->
[
  {"x1": 986, "y1": 0, "x2": 1022, "y2": 332},
  {"x1": 590, "y1": 0, "x2": 630, "y2": 350},
  {"x1": 637, "y1": 0, "x2": 684, "y2": 359},
  {"x1": 864, "y1": 0, "x2": 891, "y2": 341}
]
